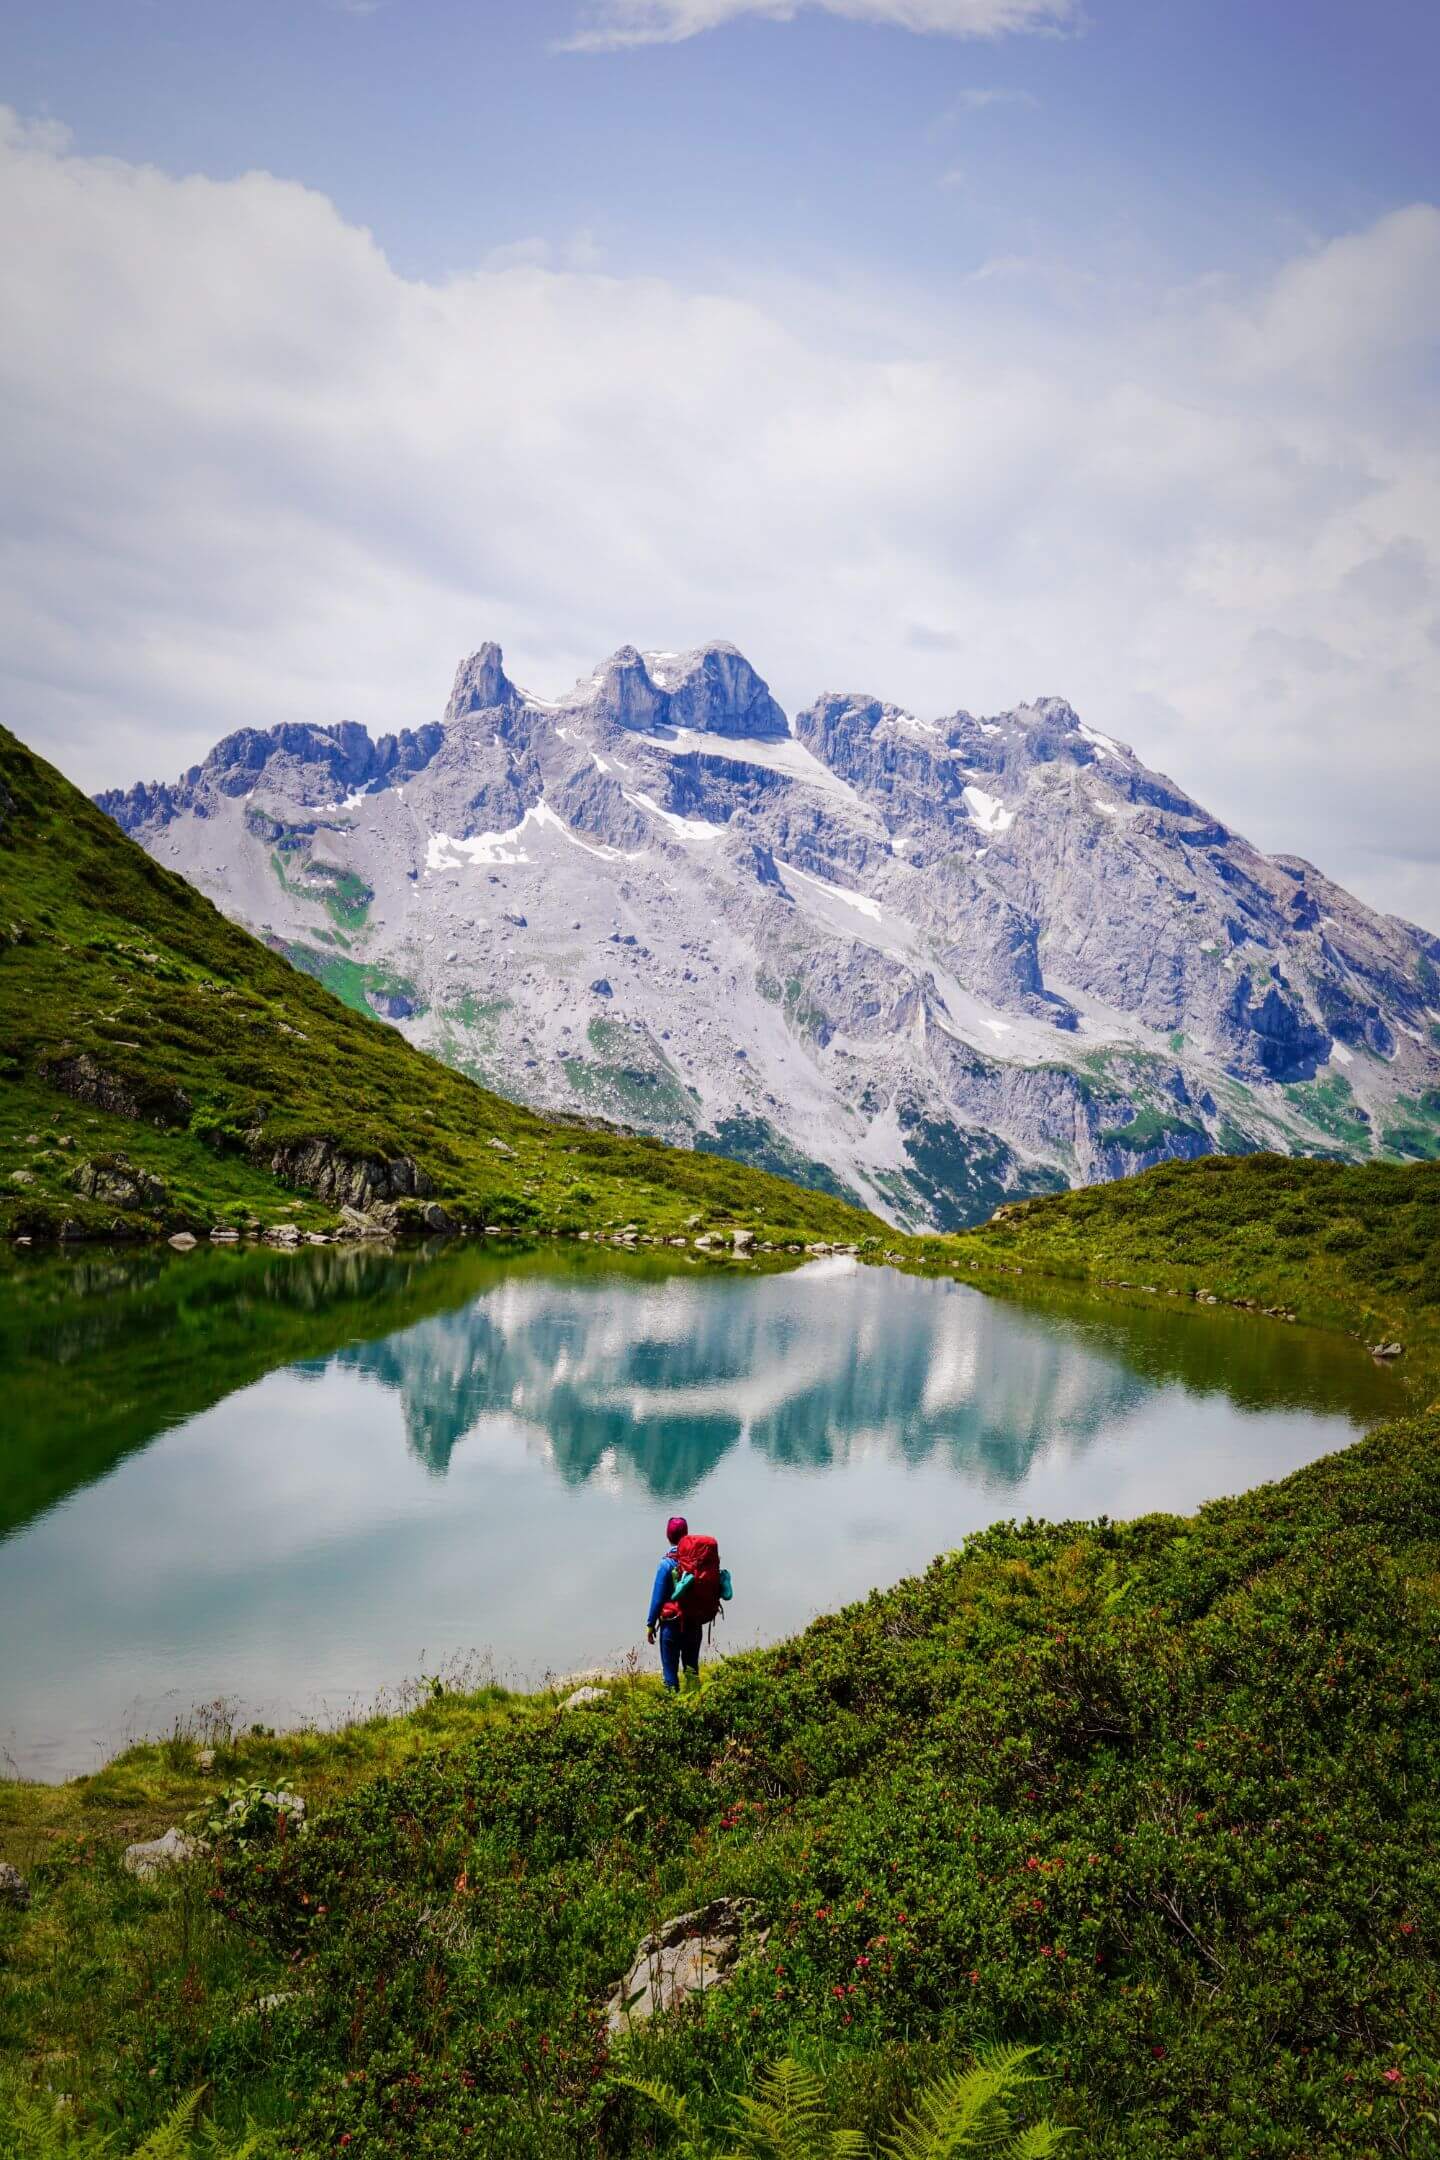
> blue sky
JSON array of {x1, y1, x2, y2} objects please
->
[
  {"x1": 1, "y1": 0, "x2": 1438, "y2": 916},
  {"x1": 6, "y1": 0, "x2": 1436, "y2": 287}
]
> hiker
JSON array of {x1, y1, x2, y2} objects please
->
[{"x1": 646, "y1": 1514, "x2": 731, "y2": 1691}]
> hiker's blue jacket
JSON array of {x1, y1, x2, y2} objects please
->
[{"x1": 647, "y1": 1549, "x2": 679, "y2": 1631}]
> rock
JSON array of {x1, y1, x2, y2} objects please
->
[
  {"x1": 8, "y1": 1169, "x2": 35, "y2": 1186},
  {"x1": 606, "y1": 1899, "x2": 769, "y2": 2033},
  {"x1": 38, "y1": 1052, "x2": 191, "y2": 1128},
  {"x1": 71, "y1": 1154, "x2": 168, "y2": 1211},
  {"x1": 123, "y1": 1827, "x2": 207, "y2": 1878},
  {"x1": 0, "y1": 1861, "x2": 30, "y2": 1910},
  {"x1": 1372, "y1": 1341, "x2": 1404, "y2": 1360},
  {"x1": 340, "y1": 1204, "x2": 390, "y2": 1239},
  {"x1": 560, "y1": 1685, "x2": 609, "y2": 1711},
  {"x1": 168, "y1": 1231, "x2": 198, "y2": 1251},
  {"x1": 262, "y1": 1137, "x2": 432, "y2": 1213},
  {"x1": 421, "y1": 1202, "x2": 453, "y2": 1232},
  {"x1": 267, "y1": 1224, "x2": 302, "y2": 1245},
  {"x1": 732, "y1": 1228, "x2": 755, "y2": 1250},
  {"x1": 196, "y1": 1748, "x2": 216, "y2": 1773}
]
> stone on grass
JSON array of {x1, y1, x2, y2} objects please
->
[
  {"x1": 560, "y1": 1685, "x2": 610, "y2": 1711},
  {"x1": 167, "y1": 1232, "x2": 198, "y2": 1251},
  {"x1": 0, "y1": 1861, "x2": 30, "y2": 1910},
  {"x1": 606, "y1": 1898, "x2": 768, "y2": 2033},
  {"x1": 123, "y1": 1827, "x2": 207, "y2": 1878}
]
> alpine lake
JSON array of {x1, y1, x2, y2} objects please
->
[{"x1": 0, "y1": 1237, "x2": 1410, "y2": 1780}]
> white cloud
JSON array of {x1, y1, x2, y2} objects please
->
[
  {"x1": 0, "y1": 108, "x2": 1436, "y2": 925},
  {"x1": 559, "y1": 0, "x2": 1076, "y2": 52},
  {"x1": 946, "y1": 85, "x2": 1041, "y2": 108}
]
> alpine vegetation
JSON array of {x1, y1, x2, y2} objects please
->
[{"x1": 99, "y1": 641, "x2": 1440, "y2": 1230}]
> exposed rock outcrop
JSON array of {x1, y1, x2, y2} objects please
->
[
  {"x1": 71, "y1": 1154, "x2": 167, "y2": 1211},
  {"x1": 606, "y1": 1899, "x2": 769, "y2": 2032},
  {"x1": 261, "y1": 1139, "x2": 433, "y2": 1212},
  {"x1": 39, "y1": 1052, "x2": 191, "y2": 1128}
]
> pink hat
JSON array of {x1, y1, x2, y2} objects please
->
[{"x1": 666, "y1": 1515, "x2": 688, "y2": 1542}]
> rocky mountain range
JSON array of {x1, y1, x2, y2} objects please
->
[{"x1": 97, "y1": 640, "x2": 1440, "y2": 1227}]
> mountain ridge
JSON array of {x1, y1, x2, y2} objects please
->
[
  {"x1": 0, "y1": 719, "x2": 886, "y2": 1248},
  {"x1": 97, "y1": 638, "x2": 1440, "y2": 1228}
]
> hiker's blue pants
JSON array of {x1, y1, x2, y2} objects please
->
[{"x1": 658, "y1": 1617, "x2": 703, "y2": 1690}]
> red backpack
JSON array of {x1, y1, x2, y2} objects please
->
[{"x1": 670, "y1": 1533, "x2": 724, "y2": 1625}]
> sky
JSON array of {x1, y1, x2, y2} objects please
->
[{"x1": 1, "y1": 0, "x2": 1437, "y2": 921}]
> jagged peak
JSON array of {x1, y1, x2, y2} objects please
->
[
  {"x1": 446, "y1": 641, "x2": 513, "y2": 722},
  {"x1": 1023, "y1": 696, "x2": 1083, "y2": 729},
  {"x1": 558, "y1": 639, "x2": 789, "y2": 741}
]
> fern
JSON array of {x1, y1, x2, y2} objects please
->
[
  {"x1": 128, "y1": 2093, "x2": 205, "y2": 2160},
  {"x1": 616, "y1": 2046, "x2": 1068, "y2": 2160},
  {"x1": 881, "y1": 2044, "x2": 1062, "y2": 2160},
  {"x1": 0, "y1": 2088, "x2": 266, "y2": 2160},
  {"x1": 1007, "y1": 2130, "x2": 1070, "y2": 2160},
  {"x1": 611, "y1": 2071, "x2": 713, "y2": 2159},
  {"x1": 728, "y1": 2057, "x2": 864, "y2": 2160}
]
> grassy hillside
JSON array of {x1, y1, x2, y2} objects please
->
[
  {"x1": 0, "y1": 727, "x2": 883, "y2": 1247},
  {"x1": 4, "y1": 1407, "x2": 1440, "y2": 2157},
  {"x1": 933, "y1": 1153, "x2": 1440, "y2": 1367}
]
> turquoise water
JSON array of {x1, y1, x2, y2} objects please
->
[{"x1": 0, "y1": 1242, "x2": 1404, "y2": 1778}]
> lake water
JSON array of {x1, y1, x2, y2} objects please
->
[{"x1": 0, "y1": 1240, "x2": 1406, "y2": 1779}]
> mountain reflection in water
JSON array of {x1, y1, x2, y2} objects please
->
[
  {"x1": 0, "y1": 1243, "x2": 1403, "y2": 1778},
  {"x1": 333, "y1": 1259, "x2": 1160, "y2": 1491}
]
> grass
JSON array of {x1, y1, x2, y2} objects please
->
[
  {"x1": 929, "y1": 1153, "x2": 1440, "y2": 1369},
  {"x1": 5, "y1": 1407, "x2": 1440, "y2": 2155},
  {"x1": 0, "y1": 726, "x2": 887, "y2": 1249}
]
